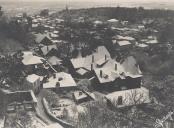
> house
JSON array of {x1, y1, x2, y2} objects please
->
[
  {"x1": 105, "y1": 87, "x2": 150, "y2": 109},
  {"x1": 107, "y1": 19, "x2": 119, "y2": 23},
  {"x1": 49, "y1": 33, "x2": 59, "y2": 39},
  {"x1": 93, "y1": 20, "x2": 103, "y2": 25},
  {"x1": 94, "y1": 56, "x2": 142, "y2": 90},
  {"x1": 43, "y1": 72, "x2": 77, "y2": 90},
  {"x1": 73, "y1": 90, "x2": 95, "y2": 104},
  {"x1": 93, "y1": 20, "x2": 103, "y2": 27},
  {"x1": 0, "y1": 117, "x2": 5, "y2": 128},
  {"x1": 70, "y1": 46, "x2": 111, "y2": 76},
  {"x1": 135, "y1": 42, "x2": 148, "y2": 48},
  {"x1": 35, "y1": 33, "x2": 53, "y2": 45},
  {"x1": 5, "y1": 90, "x2": 38, "y2": 112},
  {"x1": 107, "y1": 19, "x2": 119, "y2": 27},
  {"x1": 40, "y1": 44, "x2": 58, "y2": 56},
  {"x1": 48, "y1": 56, "x2": 62, "y2": 66},
  {"x1": 146, "y1": 39, "x2": 158, "y2": 44},
  {"x1": 116, "y1": 40, "x2": 132, "y2": 50},
  {"x1": 22, "y1": 54, "x2": 43, "y2": 65},
  {"x1": 25, "y1": 74, "x2": 41, "y2": 93},
  {"x1": 115, "y1": 35, "x2": 135, "y2": 42},
  {"x1": 22, "y1": 52, "x2": 44, "y2": 73},
  {"x1": 121, "y1": 21, "x2": 129, "y2": 26},
  {"x1": 55, "y1": 18, "x2": 64, "y2": 24},
  {"x1": 112, "y1": 35, "x2": 135, "y2": 50}
]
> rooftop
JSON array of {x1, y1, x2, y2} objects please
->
[
  {"x1": 116, "y1": 35, "x2": 135, "y2": 41},
  {"x1": 71, "y1": 46, "x2": 111, "y2": 71},
  {"x1": 43, "y1": 72, "x2": 77, "y2": 89},
  {"x1": 94, "y1": 56, "x2": 142, "y2": 84},
  {"x1": 105, "y1": 87, "x2": 150, "y2": 107},
  {"x1": 22, "y1": 53, "x2": 44, "y2": 65},
  {"x1": 76, "y1": 68, "x2": 89, "y2": 76},
  {"x1": 26, "y1": 74, "x2": 40, "y2": 83},
  {"x1": 40, "y1": 44, "x2": 57, "y2": 56},
  {"x1": 146, "y1": 39, "x2": 159, "y2": 44},
  {"x1": 136, "y1": 43, "x2": 148, "y2": 48},
  {"x1": 107, "y1": 19, "x2": 119, "y2": 23},
  {"x1": 117, "y1": 40, "x2": 132, "y2": 46},
  {"x1": 35, "y1": 33, "x2": 50, "y2": 44},
  {"x1": 74, "y1": 91, "x2": 88, "y2": 101},
  {"x1": 48, "y1": 56, "x2": 62, "y2": 66}
]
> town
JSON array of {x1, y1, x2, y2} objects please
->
[{"x1": 0, "y1": 4, "x2": 174, "y2": 128}]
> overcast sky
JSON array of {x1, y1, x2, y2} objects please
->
[{"x1": 0, "y1": 0, "x2": 173, "y2": 2}]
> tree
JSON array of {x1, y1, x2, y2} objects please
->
[
  {"x1": 77, "y1": 79, "x2": 92, "y2": 92},
  {"x1": 40, "y1": 9, "x2": 49, "y2": 17},
  {"x1": 44, "y1": 90, "x2": 59, "y2": 107},
  {"x1": 158, "y1": 23, "x2": 174, "y2": 43},
  {"x1": 128, "y1": 89, "x2": 148, "y2": 105},
  {"x1": 0, "y1": 6, "x2": 3, "y2": 17}
]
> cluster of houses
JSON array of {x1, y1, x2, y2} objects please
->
[{"x1": 0, "y1": 9, "x2": 156, "y2": 128}]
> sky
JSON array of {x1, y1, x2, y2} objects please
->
[{"x1": 0, "y1": 0, "x2": 173, "y2": 2}]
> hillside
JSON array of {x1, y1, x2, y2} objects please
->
[{"x1": 0, "y1": 33, "x2": 24, "y2": 55}]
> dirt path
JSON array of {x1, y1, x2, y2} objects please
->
[{"x1": 35, "y1": 90, "x2": 55, "y2": 125}]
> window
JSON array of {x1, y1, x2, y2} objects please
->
[{"x1": 117, "y1": 96, "x2": 123, "y2": 105}]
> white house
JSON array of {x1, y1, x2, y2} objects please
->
[
  {"x1": 26, "y1": 74, "x2": 41, "y2": 93},
  {"x1": 105, "y1": 87, "x2": 150, "y2": 108},
  {"x1": 43, "y1": 72, "x2": 77, "y2": 89}
]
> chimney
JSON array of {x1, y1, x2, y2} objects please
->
[
  {"x1": 56, "y1": 82, "x2": 60, "y2": 88},
  {"x1": 91, "y1": 64, "x2": 93, "y2": 71},
  {"x1": 79, "y1": 91, "x2": 83, "y2": 96},
  {"x1": 115, "y1": 63, "x2": 117, "y2": 71},
  {"x1": 105, "y1": 54, "x2": 107, "y2": 61},
  {"x1": 47, "y1": 46, "x2": 49, "y2": 52},
  {"x1": 53, "y1": 73, "x2": 56, "y2": 79},
  {"x1": 100, "y1": 70, "x2": 103, "y2": 78},
  {"x1": 92, "y1": 55, "x2": 94, "y2": 63}
]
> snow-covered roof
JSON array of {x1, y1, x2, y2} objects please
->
[
  {"x1": 136, "y1": 43, "x2": 148, "y2": 48},
  {"x1": 76, "y1": 68, "x2": 89, "y2": 76},
  {"x1": 117, "y1": 40, "x2": 131, "y2": 46},
  {"x1": 40, "y1": 45, "x2": 57, "y2": 56},
  {"x1": 43, "y1": 72, "x2": 77, "y2": 89},
  {"x1": 94, "y1": 20, "x2": 103, "y2": 25},
  {"x1": 106, "y1": 87, "x2": 150, "y2": 107},
  {"x1": 35, "y1": 33, "x2": 51, "y2": 44},
  {"x1": 22, "y1": 54, "x2": 44, "y2": 65},
  {"x1": 94, "y1": 56, "x2": 142, "y2": 84},
  {"x1": 48, "y1": 56, "x2": 62, "y2": 66},
  {"x1": 107, "y1": 19, "x2": 119, "y2": 23},
  {"x1": 117, "y1": 35, "x2": 135, "y2": 41},
  {"x1": 26, "y1": 74, "x2": 40, "y2": 83},
  {"x1": 146, "y1": 39, "x2": 158, "y2": 44},
  {"x1": 71, "y1": 46, "x2": 111, "y2": 71}
]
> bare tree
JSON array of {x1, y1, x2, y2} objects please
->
[{"x1": 128, "y1": 89, "x2": 148, "y2": 106}]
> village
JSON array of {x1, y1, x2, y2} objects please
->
[{"x1": 0, "y1": 5, "x2": 174, "y2": 128}]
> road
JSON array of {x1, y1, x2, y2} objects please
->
[{"x1": 35, "y1": 89, "x2": 55, "y2": 125}]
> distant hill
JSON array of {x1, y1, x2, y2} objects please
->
[
  {"x1": 56, "y1": 7, "x2": 174, "y2": 23},
  {"x1": 1, "y1": 1, "x2": 174, "y2": 16}
]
